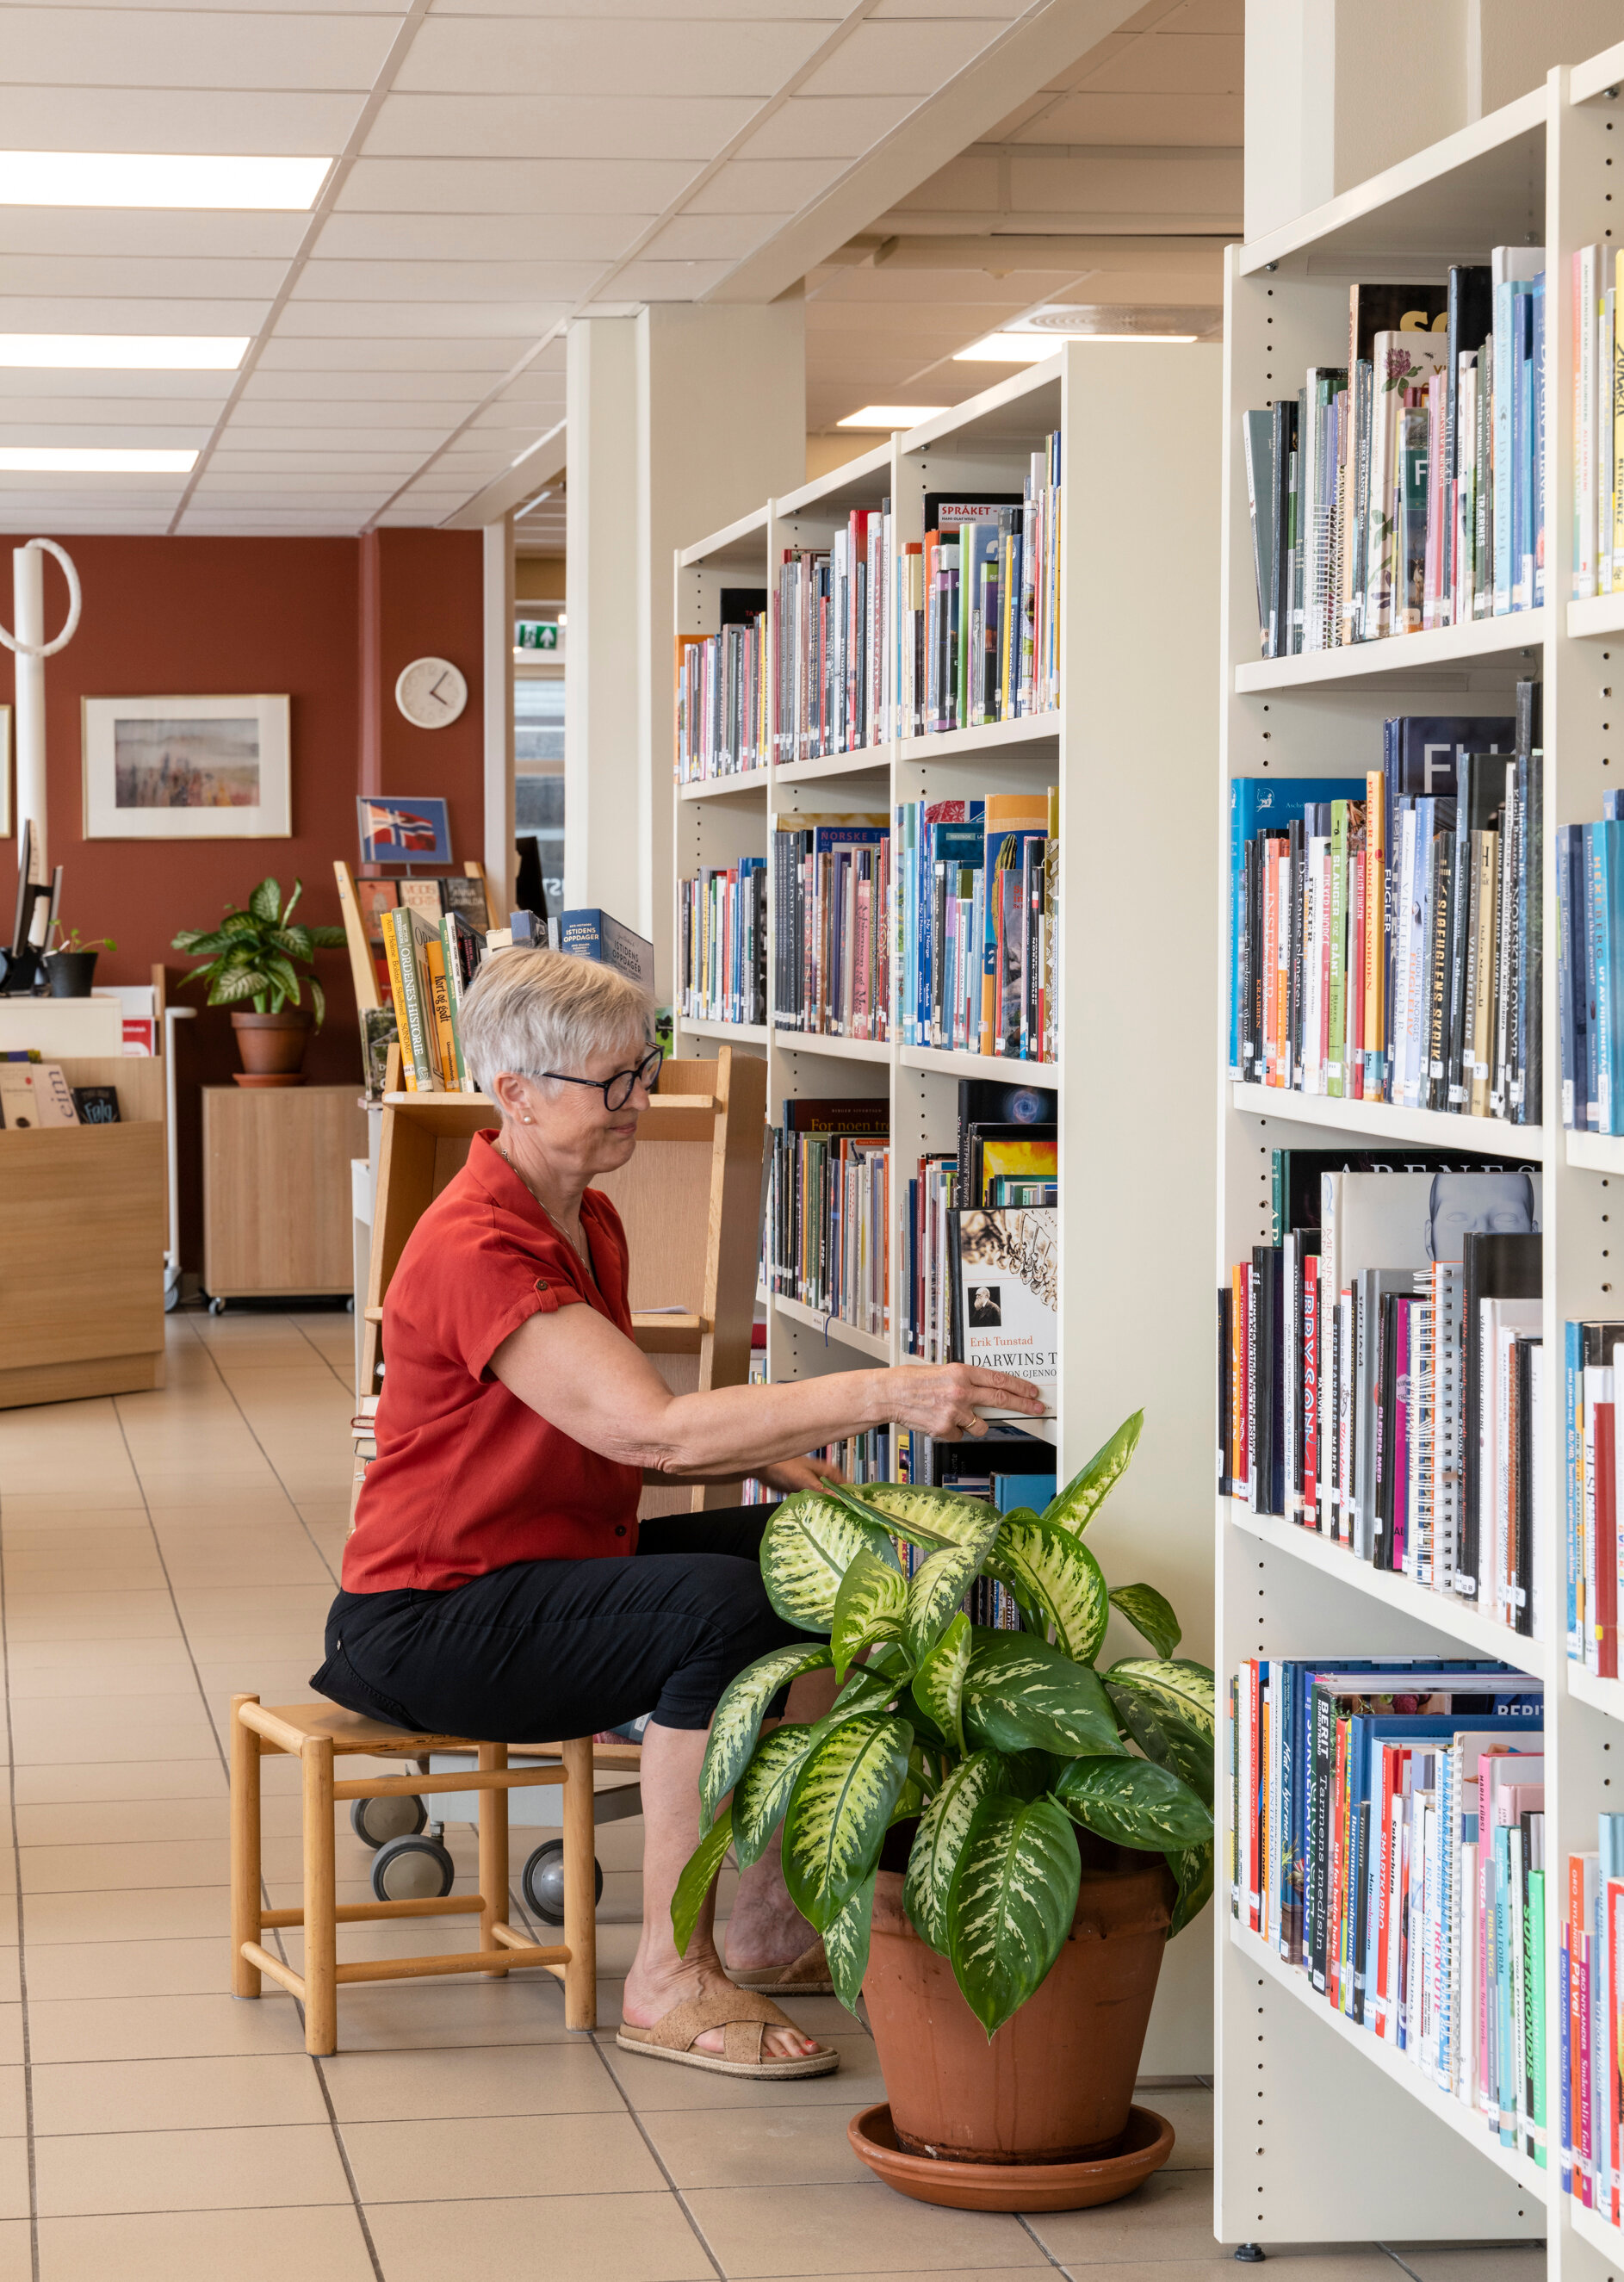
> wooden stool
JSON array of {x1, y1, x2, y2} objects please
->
[{"x1": 229, "y1": 1696, "x2": 598, "y2": 2056}]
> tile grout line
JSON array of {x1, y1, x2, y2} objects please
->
[
  {"x1": 587, "y1": 2037, "x2": 728, "y2": 2282},
  {"x1": 110, "y1": 1366, "x2": 390, "y2": 2282},
  {"x1": 176, "y1": 1313, "x2": 344, "y2": 1599},
  {"x1": 0, "y1": 1498, "x2": 43, "y2": 2282},
  {"x1": 1014, "y1": 2211, "x2": 1075, "y2": 2276}
]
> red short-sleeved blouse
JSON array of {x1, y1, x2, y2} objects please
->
[{"x1": 343, "y1": 1128, "x2": 643, "y2": 1592}]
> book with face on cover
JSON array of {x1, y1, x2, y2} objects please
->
[{"x1": 948, "y1": 1206, "x2": 1057, "y2": 1415}]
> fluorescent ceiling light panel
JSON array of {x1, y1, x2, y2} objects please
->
[
  {"x1": 0, "y1": 335, "x2": 248, "y2": 369},
  {"x1": 0, "y1": 446, "x2": 196, "y2": 471},
  {"x1": 836, "y1": 404, "x2": 947, "y2": 429},
  {"x1": 955, "y1": 332, "x2": 1195, "y2": 362},
  {"x1": 0, "y1": 152, "x2": 330, "y2": 210}
]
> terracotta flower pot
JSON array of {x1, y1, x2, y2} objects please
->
[
  {"x1": 864, "y1": 1844, "x2": 1175, "y2": 2169},
  {"x1": 231, "y1": 1008, "x2": 309, "y2": 1085}
]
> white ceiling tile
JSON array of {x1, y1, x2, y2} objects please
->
[
  {"x1": 0, "y1": 297, "x2": 272, "y2": 331},
  {"x1": 1011, "y1": 90, "x2": 1243, "y2": 143},
  {"x1": 0, "y1": 211, "x2": 307, "y2": 260},
  {"x1": 337, "y1": 157, "x2": 701, "y2": 214},
  {"x1": 604, "y1": 259, "x2": 734, "y2": 302},
  {"x1": 0, "y1": 369, "x2": 229, "y2": 400},
  {"x1": 271, "y1": 302, "x2": 567, "y2": 338},
  {"x1": 208, "y1": 452, "x2": 422, "y2": 474},
  {"x1": 292, "y1": 258, "x2": 606, "y2": 301},
  {"x1": 0, "y1": 419, "x2": 212, "y2": 448},
  {"x1": 0, "y1": 255, "x2": 287, "y2": 299},
  {"x1": 739, "y1": 95, "x2": 916, "y2": 158},
  {"x1": 872, "y1": 0, "x2": 1022, "y2": 13},
  {"x1": 363, "y1": 94, "x2": 757, "y2": 162},
  {"x1": 190, "y1": 474, "x2": 394, "y2": 496},
  {"x1": 427, "y1": 0, "x2": 840, "y2": 16},
  {"x1": 220, "y1": 422, "x2": 451, "y2": 451},
  {"x1": 313, "y1": 213, "x2": 644, "y2": 263},
  {"x1": 0, "y1": 88, "x2": 363, "y2": 153},
  {"x1": 641, "y1": 213, "x2": 790, "y2": 261},
  {"x1": 254, "y1": 337, "x2": 531, "y2": 371},
  {"x1": 1081, "y1": 31, "x2": 1243, "y2": 94},
  {"x1": 797, "y1": 19, "x2": 997, "y2": 97},
  {"x1": 239, "y1": 373, "x2": 493, "y2": 407},
  {"x1": 0, "y1": 9, "x2": 398, "y2": 90},
  {"x1": 395, "y1": 16, "x2": 825, "y2": 97},
  {"x1": 684, "y1": 157, "x2": 846, "y2": 214}
]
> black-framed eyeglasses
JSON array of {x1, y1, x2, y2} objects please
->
[{"x1": 537, "y1": 1045, "x2": 664, "y2": 1113}]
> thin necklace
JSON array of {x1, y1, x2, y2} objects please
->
[{"x1": 498, "y1": 1139, "x2": 589, "y2": 1268}]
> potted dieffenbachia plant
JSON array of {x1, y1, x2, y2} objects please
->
[{"x1": 673, "y1": 1412, "x2": 1214, "y2": 2178}]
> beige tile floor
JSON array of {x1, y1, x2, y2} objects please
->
[{"x1": 0, "y1": 1312, "x2": 1551, "y2": 2282}]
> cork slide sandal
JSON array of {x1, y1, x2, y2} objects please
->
[
  {"x1": 727, "y1": 1940, "x2": 834, "y2": 1997},
  {"x1": 616, "y1": 1984, "x2": 840, "y2": 2080}
]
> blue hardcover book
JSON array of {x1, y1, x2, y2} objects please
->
[
  {"x1": 1598, "y1": 824, "x2": 1619, "y2": 1133},
  {"x1": 1494, "y1": 279, "x2": 1516, "y2": 615},
  {"x1": 1532, "y1": 271, "x2": 1547, "y2": 609},
  {"x1": 927, "y1": 822, "x2": 984, "y2": 1046},
  {"x1": 1515, "y1": 282, "x2": 1535, "y2": 611},
  {"x1": 1229, "y1": 775, "x2": 1363, "y2": 1076},
  {"x1": 1557, "y1": 825, "x2": 1578, "y2": 1130},
  {"x1": 556, "y1": 906, "x2": 656, "y2": 995},
  {"x1": 1567, "y1": 1318, "x2": 1586, "y2": 1659},
  {"x1": 1608, "y1": 820, "x2": 1624, "y2": 1134},
  {"x1": 1585, "y1": 822, "x2": 1602, "y2": 1128}
]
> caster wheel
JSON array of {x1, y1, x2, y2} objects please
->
[
  {"x1": 522, "y1": 1839, "x2": 603, "y2": 1926},
  {"x1": 370, "y1": 1833, "x2": 454, "y2": 1903},
  {"x1": 345, "y1": 1297, "x2": 355, "y2": 1313},
  {"x1": 208, "y1": 1297, "x2": 226, "y2": 1316},
  {"x1": 350, "y1": 1794, "x2": 426, "y2": 1850}
]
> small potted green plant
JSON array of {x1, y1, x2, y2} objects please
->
[
  {"x1": 45, "y1": 925, "x2": 116, "y2": 997},
  {"x1": 674, "y1": 1412, "x2": 1213, "y2": 2210},
  {"x1": 172, "y1": 877, "x2": 345, "y2": 1087}
]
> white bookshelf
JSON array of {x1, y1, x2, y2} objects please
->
[
  {"x1": 673, "y1": 345, "x2": 1222, "y2": 2073},
  {"x1": 1217, "y1": 53, "x2": 1624, "y2": 2266}
]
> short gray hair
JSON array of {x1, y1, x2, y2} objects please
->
[{"x1": 457, "y1": 947, "x2": 653, "y2": 1099}]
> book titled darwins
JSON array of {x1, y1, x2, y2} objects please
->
[{"x1": 949, "y1": 1206, "x2": 1057, "y2": 1416}]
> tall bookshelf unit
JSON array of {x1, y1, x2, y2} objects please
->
[
  {"x1": 674, "y1": 345, "x2": 1222, "y2": 2070},
  {"x1": 1216, "y1": 52, "x2": 1624, "y2": 2266}
]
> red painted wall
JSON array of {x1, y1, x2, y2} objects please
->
[{"x1": 0, "y1": 529, "x2": 485, "y2": 1273}]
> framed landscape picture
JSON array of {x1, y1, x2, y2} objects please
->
[{"x1": 82, "y1": 695, "x2": 290, "y2": 839}]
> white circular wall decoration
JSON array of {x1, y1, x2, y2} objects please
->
[{"x1": 394, "y1": 656, "x2": 468, "y2": 729}]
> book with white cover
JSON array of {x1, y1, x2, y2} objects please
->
[{"x1": 951, "y1": 1206, "x2": 1057, "y2": 1414}]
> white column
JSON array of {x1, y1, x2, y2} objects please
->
[
  {"x1": 12, "y1": 544, "x2": 45, "y2": 871},
  {"x1": 481, "y1": 516, "x2": 515, "y2": 922},
  {"x1": 567, "y1": 298, "x2": 804, "y2": 1001}
]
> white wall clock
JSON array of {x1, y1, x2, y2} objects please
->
[{"x1": 394, "y1": 656, "x2": 468, "y2": 729}]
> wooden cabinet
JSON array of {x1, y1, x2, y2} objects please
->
[
  {"x1": 0, "y1": 1054, "x2": 166, "y2": 1408},
  {"x1": 202, "y1": 1085, "x2": 369, "y2": 1300}
]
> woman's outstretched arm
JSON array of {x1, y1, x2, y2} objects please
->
[{"x1": 489, "y1": 1304, "x2": 1044, "y2": 1475}]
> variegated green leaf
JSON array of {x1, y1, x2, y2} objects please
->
[
  {"x1": 731, "y1": 1725, "x2": 821, "y2": 1869},
  {"x1": 781, "y1": 1712, "x2": 914, "y2": 1932},
  {"x1": 1051, "y1": 1754, "x2": 1213, "y2": 1851},
  {"x1": 1166, "y1": 1841, "x2": 1214, "y2": 1937},
  {"x1": 824, "y1": 1869, "x2": 876, "y2": 2013},
  {"x1": 1106, "y1": 1683, "x2": 1212, "y2": 1806},
  {"x1": 909, "y1": 1610, "x2": 971, "y2": 1754},
  {"x1": 833, "y1": 1664, "x2": 908, "y2": 1716},
  {"x1": 962, "y1": 1632, "x2": 1125, "y2": 1758},
  {"x1": 830, "y1": 1549, "x2": 908, "y2": 1681},
  {"x1": 698, "y1": 1643, "x2": 833, "y2": 1829},
  {"x1": 1108, "y1": 1581, "x2": 1182, "y2": 1660},
  {"x1": 902, "y1": 1748, "x2": 1005, "y2": 1952},
  {"x1": 671, "y1": 1805, "x2": 732, "y2": 1956},
  {"x1": 760, "y1": 1491, "x2": 900, "y2": 1633},
  {"x1": 989, "y1": 1516, "x2": 1108, "y2": 1663},
  {"x1": 828, "y1": 1479, "x2": 1001, "y2": 1550},
  {"x1": 1106, "y1": 1659, "x2": 1216, "y2": 1750},
  {"x1": 946, "y1": 1794, "x2": 1080, "y2": 2039},
  {"x1": 1041, "y1": 1410, "x2": 1144, "y2": 1534},
  {"x1": 903, "y1": 1520, "x2": 1001, "y2": 1666},
  {"x1": 248, "y1": 876, "x2": 282, "y2": 923}
]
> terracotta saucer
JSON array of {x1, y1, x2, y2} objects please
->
[
  {"x1": 846, "y1": 2100, "x2": 1174, "y2": 2213},
  {"x1": 231, "y1": 1073, "x2": 306, "y2": 1088}
]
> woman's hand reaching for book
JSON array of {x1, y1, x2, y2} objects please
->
[{"x1": 879, "y1": 1362, "x2": 1045, "y2": 1439}]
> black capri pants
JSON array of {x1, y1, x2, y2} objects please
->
[{"x1": 311, "y1": 1507, "x2": 819, "y2": 1741}]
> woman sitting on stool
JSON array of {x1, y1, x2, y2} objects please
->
[{"x1": 315, "y1": 948, "x2": 1042, "y2": 2080}]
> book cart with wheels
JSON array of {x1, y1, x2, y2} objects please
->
[
  {"x1": 1215, "y1": 49, "x2": 1624, "y2": 2270},
  {"x1": 673, "y1": 346, "x2": 1224, "y2": 2073}
]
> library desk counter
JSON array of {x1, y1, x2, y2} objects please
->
[
  {"x1": 0, "y1": 1055, "x2": 166, "y2": 1409},
  {"x1": 202, "y1": 1084, "x2": 369, "y2": 1303}
]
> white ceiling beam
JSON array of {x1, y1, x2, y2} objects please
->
[{"x1": 438, "y1": 420, "x2": 567, "y2": 530}]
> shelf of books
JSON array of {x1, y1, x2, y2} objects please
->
[
  {"x1": 1217, "y1": 47, "x2": 1624, "y2": 2266},
  {"x1": 674, "y1": 344, "x2": 1223, "y2": 2072}
]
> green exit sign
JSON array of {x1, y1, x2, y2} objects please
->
[{"x1": 516, "y1": 620, "x2": 560, "y2": 650}]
